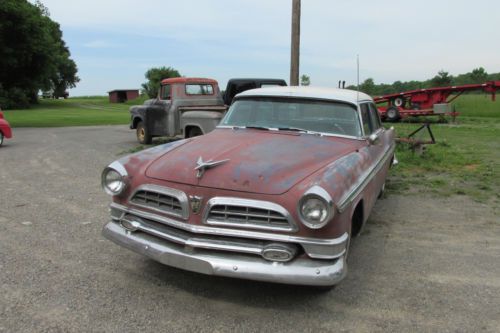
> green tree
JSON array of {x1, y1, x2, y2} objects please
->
[
  {"x1": 469, "y1": 67, "x2": 488, "y2": 84},
  {"x1": 300, "y1": 74, "x2": 310, "y2": 86},
  {"x1": 430, "y1": 70, "x2": 452, "y2": 87},
  {"x1": 359, "y1": 78, "x2": 376, "y2": 95},
  {"x1": 0, "y1": 0, "x2": 79, "y2": 108},
  {"x1": 141, "y1": 67, "x2": 181, "y2": 98}
]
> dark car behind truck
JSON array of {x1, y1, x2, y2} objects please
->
[{"x1": 223, "y1": 78, "x2": 287, "y2": 105}]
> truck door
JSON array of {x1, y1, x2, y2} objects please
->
[{"x1": 148, "y1": 84, "x2": 172, "y2": 136}]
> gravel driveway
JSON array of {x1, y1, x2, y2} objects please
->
[{"x1": 1, "y1": 126, "x2": 499, "y2": 332}]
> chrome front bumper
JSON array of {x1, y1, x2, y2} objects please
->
[{"x1": 102, "y1": 221, "x2": 347, "y2": 286}]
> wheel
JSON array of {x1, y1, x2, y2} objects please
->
[
  {"x1": 136, "y1": 121, "x2": 152, "y2": 144},
  {"x1": 385, "y1": 106, "x2": 401, "y2": 122},
  {"x1": 393, "y1": 97, "x2": 405, "y2": 107},
  {"x1": 187, "y1": 127, "x2": 203, "y2": 138},
  {"x1": 0, "y1": 132, "x2": 3, "y2": 146}
]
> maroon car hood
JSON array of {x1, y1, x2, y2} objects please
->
[{"x1": 145, "y1": 129, "x2": 361, "y2": 195}]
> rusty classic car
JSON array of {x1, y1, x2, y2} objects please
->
[{"x1": 101, "y1": 86, "x2": 396, "y2": 287}]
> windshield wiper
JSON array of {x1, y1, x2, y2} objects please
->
[
  {"x1": 277, "y1": 127, "x2": 322, "y2": 135},
  {"x1": 277, "y1": 127, "x2": 306, "y2": 132},
  {"x1": 245, "y1": 126, "x2": 270, "y2": 131}
]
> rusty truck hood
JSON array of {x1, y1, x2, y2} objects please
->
[{"x1": 145, "y1": 128, "x2": 362, "y2": 195}]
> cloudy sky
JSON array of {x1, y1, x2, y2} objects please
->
[{"x1": 39, "y1": 0, "x2": 499, "y2": 96}]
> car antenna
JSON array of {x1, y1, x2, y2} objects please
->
[{"x1": 357, "y1": 54, "x2": 360, "y2": 103}]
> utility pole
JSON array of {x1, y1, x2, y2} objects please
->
[{"x1": 290, "y1": 0, "x2": 301, "y2": 86}]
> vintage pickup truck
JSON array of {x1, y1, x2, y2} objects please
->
[
  {"x1": 130, "y1": 77, "x2": 227, "y2": 144},
  {"x1": 102, "y1": 86, "x2": 395, "y2": 287}
]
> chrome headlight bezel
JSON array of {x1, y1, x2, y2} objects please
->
[
  {"x1": 298, "y1": 186, "x2": 335, "y2": 229},
  {"x1": 101, "y1": 161, "x2": 128, "y2": 196}
]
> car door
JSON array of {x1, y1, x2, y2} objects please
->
[{"x1": 359, "y1": 102, "x2": 388, "y2": 215}]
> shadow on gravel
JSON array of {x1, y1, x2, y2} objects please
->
[
  {"x1": 137, "y1": 259, "x2": 335, "y2": 309},
  {"x1": 129, "y1": 232, "x2": 388, "y2": 310}
]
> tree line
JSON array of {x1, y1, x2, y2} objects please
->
[
  {"x1": 349, "y1": 67, "x2": 500, "y2": 96},
  {"x1": 0, "y1": 0, "x2": 79, "y2": 109}
]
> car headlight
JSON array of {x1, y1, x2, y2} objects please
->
[
  {"x1": 101, "y1": 161, "x2": 128, "y2": 196},
  {"x1": 298, "y1": 186, "x2": 334, "y2": 229}
]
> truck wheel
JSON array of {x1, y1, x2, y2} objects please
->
[
  {"x1": 187, "y1": 127, "x2": 203, "y2": 138},
  {"x1": 136, "y1": 121, "x2": 152, "y2": 144},
  {"x1": 385, "y1": 106, "x2": 401, "y2": 122},
  {"x1": 0, "y1": 132, "x2": 3, "y2": 146}
]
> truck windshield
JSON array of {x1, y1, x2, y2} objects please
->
[{"x1": 221, "y1": 97, "x2": 362, "y2": 137}]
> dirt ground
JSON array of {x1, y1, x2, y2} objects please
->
[{"x1": 1, "y1": 126, "x2": 499, "y2": 332}]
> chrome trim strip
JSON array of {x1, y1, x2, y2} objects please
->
[
  {"x1": 119, "y1": 217, "x2": 266, "y2": 256},
  {"x1": 203, "y1": 197, "x2": 298, "y2": 232},
  {"x1": 337, "y1": 143, "x2": 395, "y2": 213},
  {"x1": 102, "y1": 221, "x2": 347, "y2": 286},
  {"x1": 128, "y1": 184, "x2": 189, "y2": 220},
  {"x1": 215, "y1": 126, "x2": 366, "y2": 141},
  {"x1": 110, "y1": 202, "x2": 348, "y2": 247},
  {"x1": 108, "y1": 161, "x2": 128, "y2": 177}
]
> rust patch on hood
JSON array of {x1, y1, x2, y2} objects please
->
[{"x1": 145, "y1": 128, "x2": 363, "y2": 195}]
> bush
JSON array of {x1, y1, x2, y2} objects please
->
[{"x1": 0, "y1": 87, "x2": 31, "y2": 109}]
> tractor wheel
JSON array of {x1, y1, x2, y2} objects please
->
[
  {"x1": 393, "y1": 97, "x2": 405, "y2": 107},
  {"x1": 136, "y1": 121, "x2": 152, "y2": 144},
  {"x1": 0, "y1": 132, "x2": 3, "y2": 146},
  {"x1": 385, "y1": 106, "x2": 401, "y2": 122}
]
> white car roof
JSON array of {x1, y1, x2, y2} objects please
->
[{"x1": 236, "y1": 86, "x2": 373, "y2": 105}]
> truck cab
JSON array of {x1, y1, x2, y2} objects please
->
[{"x1": 130, "y1": 77, "x2": 226, "y2": 144}]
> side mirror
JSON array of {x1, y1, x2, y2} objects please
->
[{"x1": 368, "y1": 133, "x2": 380, "y2": 145}]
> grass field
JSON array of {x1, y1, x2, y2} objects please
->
[
  {"x1": 2, "y1": 96, "x2": 147, "y2": 127},
  {"x1": 385, "y1": 93, "x2": 500, "y2": 203},
  {"x1": 451, "y1": 93, "x2": 500, "y2": 117},
  {"x1": 388, "y1": 117, "x2": 500, "y2": 203}
]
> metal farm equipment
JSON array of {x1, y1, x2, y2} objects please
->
[{"x1": 375, "y1": 81, "x2": 500, "y2": 122}]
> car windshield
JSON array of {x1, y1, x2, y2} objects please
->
[{"x1": 221, "y1": 97, "x2": 362, "y2": 137}]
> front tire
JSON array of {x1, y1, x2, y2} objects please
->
[
  {"x1": 0, "y1": 132, "x2": 4, "y2": 146},
  {"x1": 136, "y1": 121, "x2": 152, "y2": 144}
]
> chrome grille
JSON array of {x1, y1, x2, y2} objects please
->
[
  {"x1": 132, "y1": 190, "x2": 182, "y2": 213},
  {"x1": 130, "y1": 185, "x2": 189, "y2": 219},
  {"x1": 205, "y1": 198, "x2": 296, "y2": 232}
]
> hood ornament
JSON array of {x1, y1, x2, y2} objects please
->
[{"x1": 195, "y1": 156, "x2": 229, "y2": 179}]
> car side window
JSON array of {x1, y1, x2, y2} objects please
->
[
  {"x1": 360, "y1": 103, "x2": 372, "y2": 135},
  {"x1": 161, "y1": 85, "x2": 171, "y2": 100},
  {"x1": 368, "y1": 103, "x2": 382, "y2": 131}
]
